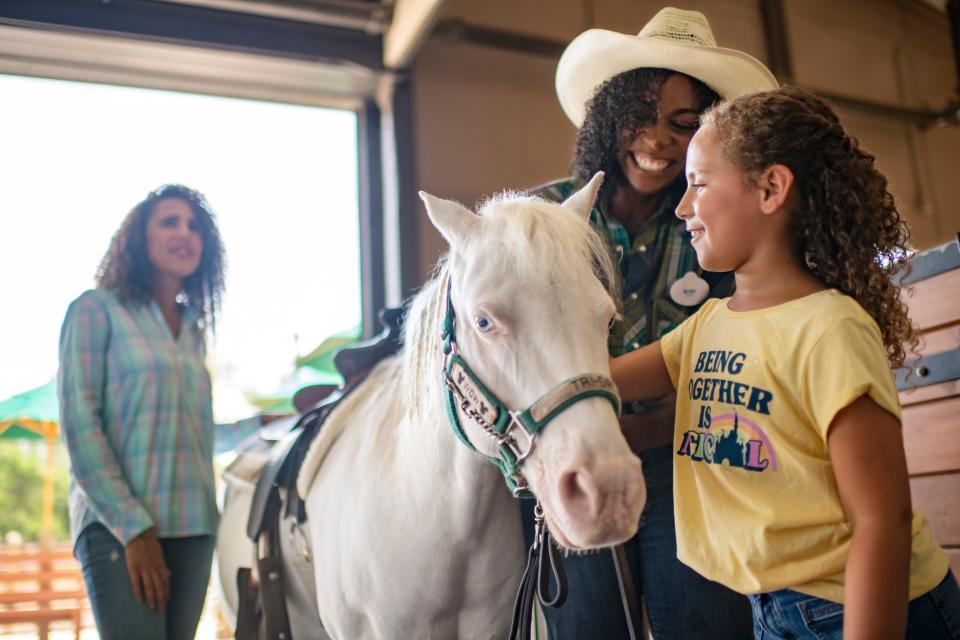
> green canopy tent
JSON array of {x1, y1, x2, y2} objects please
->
[
  {"x1": 0, "y1": 380, "x2": 60, "y2": 541},
  {"x1": 246, "y1": 325, "x2": 361, "y2": 415},
  {"x1": 295, "y1": 325, "x2": 361, "y2": 380}
]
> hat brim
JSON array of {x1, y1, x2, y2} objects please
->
[{"x1": 556, "y1": 29, "x2": 779, "y2": 127}]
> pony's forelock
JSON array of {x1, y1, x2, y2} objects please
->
[{"x1": 478, "y1": 194, "x2": 621, "y2": 305}]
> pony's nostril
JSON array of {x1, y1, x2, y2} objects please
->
[{"x1": 558, "y1": 467, "x2": 603, "y2": 521}]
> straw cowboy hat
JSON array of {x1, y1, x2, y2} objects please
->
[{"x1": 556, "y1": 7, "x2": 779, "y2": 126}]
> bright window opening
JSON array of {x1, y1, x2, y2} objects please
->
[{"x1": 0, "y1": 73, "x2": 361, "y2": 422}]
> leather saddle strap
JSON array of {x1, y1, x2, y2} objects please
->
[
  {"x1": 280, "y1": 371, "x2": 374, "y2": 524},
  {"x1": 611, "y1": 544, "x2": 642, "y2": 640},
  {"x1": 258, "y1": 487, "x2": 294, "y2": 640},
  {"x1": 234, "y1": 568, "x2": 260, "y2": 640}
]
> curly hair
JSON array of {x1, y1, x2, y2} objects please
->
[
  {"x1": 572, "y1": 68, "x2": 720, "y2": 206},
  {"x1": 702, "y1": 87, "x2": 914, "y2": 367},
  {"x1": 96, "y1": 184, "x2": 226, "y2": 333}
]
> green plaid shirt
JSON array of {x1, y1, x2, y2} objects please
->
[{"x1": 531, "y1": 177, "x2": 734, "y2": 357}]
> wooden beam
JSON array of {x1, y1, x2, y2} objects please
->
[{"x1": 383, "y1": 0, "x2": 446, "y2": 69}]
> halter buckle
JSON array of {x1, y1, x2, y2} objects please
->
[{"x1": 504, "y1": 411, "x2": 535, "y2": 463}]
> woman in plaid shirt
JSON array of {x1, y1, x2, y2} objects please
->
[{"x1": 59, "y1": 184, "x2": 225, "y2": 639}]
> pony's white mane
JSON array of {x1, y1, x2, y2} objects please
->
[
  {"x1": 398, "y1": 191, "x2": 621, "y2": 423},
  {"x1": 399, "y1": 260, "x2": 449, "y2": 424}
]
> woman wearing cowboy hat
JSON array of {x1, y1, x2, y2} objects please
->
[{"x1": 523, "y1": 8, "x2": 777, "y2": 639}]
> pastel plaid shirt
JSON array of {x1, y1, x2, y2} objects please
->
[
  {"x1": 58, "y1": 289, "x2": 218, "y2": 545},
  {"x1": 531, "y1": 177, "x2": 734, "y2": 357}
]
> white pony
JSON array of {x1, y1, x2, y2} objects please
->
[{"x1": 218, "y1": 174, "x2": 646, "y2": 639}]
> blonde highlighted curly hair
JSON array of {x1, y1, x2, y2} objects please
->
[{"x1": 702, "y1": 87, "x2": 914, "y2": 367}]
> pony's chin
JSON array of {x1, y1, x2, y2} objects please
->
[{"x1": 544, "y1": 511, "x2": 640, "y2": 552}]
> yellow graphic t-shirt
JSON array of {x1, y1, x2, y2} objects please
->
[{"x1": 660, "y1": 289, "x2": 948, "y2": 602}]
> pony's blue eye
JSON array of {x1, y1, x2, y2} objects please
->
[{"x1": 474, "y1": 315, "x2": 494, "y2": 333}]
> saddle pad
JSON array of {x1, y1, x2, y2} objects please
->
[
  {"x1": 223, "y1": 414, "x2": 300, "y2": 489},
  {"x1": 296, "y1": 360, "x2": 395, "y2": 499},
  {"x1": 224, "y1": 438, "x2": 273, "y2": 488}
]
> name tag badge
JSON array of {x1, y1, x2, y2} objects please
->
[{"x1": 669, "y1": 271, "x2": 709, "y2": 307}]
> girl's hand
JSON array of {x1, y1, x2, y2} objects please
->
[{"x1": 124, "y1": 528, "x2": 171, "y2": 611}]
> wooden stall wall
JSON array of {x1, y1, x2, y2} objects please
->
[
  {"x1": 899, "y1": 238, "x2": 960, "y2": 578},
  {"x1": 410, "y1": 0, "x2": 959, "y2": 283}
]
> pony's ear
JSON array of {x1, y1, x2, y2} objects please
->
[
  {"x1": 561, "y1": 171, "x2": 604, "y2": 221},
  {"x1": 419, "y1": 191, "x2": 479, "y2": 247}
]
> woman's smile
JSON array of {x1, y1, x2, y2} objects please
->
[
  {"x1": 167, "y1": 243, "x2": 198, "y2": 260},
  {"x1": 630, "y1": 151, "x2": 672, "y2": 174}
]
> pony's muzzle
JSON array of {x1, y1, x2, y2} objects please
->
[{"x1": 550, "y1": 455, "x2": 646, "y2": 550}]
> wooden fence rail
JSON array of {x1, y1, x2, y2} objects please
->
[{"x1": 0, "y1": 543, "x2": 87, "y2": 640}]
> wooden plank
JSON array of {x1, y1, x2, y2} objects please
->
[
  {"x1": 0, "y1": 607, "x2": 81, "y2": 623},
  {"x1": 901, "y1": 240, "x2": 960, "y2": 285},
  {"x1": 900, "y1": 380, "x2": 960, "y2": 406},
  {"x1": 915, "y1": 323, "x2": 960, "y2": 357},
  {"x1": 1, "y1": 569, "x2": 83, "y2": 583},
  {"x1": 911, "y1": 474, "x2": 960, "y2": 546},
  {"x1": 383, "y1": 0, "x2": 447, "y2": 68},
  {"x1": 901, "y1": 396, "x2": 960, "y2": 475},
  {"x1": 0, "y1": 547, "x2": 75, "y2": 563},
  {"x1": 0, "y1": 590, "x2": 86, "y2": 605},
  {"x1": 902, "y1": 269, "x2": 960, "y2": 331}
]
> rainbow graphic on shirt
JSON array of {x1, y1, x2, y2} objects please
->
[{"x1": 677, "y1": 410, "x2": 779, "y2": 473}]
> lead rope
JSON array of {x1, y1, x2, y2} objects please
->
[
  {"x1": 507, "y1": 507, "x2": 642, "y2": 640},
  {"x1": 611, "y1": 544, "x2": 642, "y2": 640},
  {"x1": 508, "y1": 501, "x2": 567, "y2": 640}
]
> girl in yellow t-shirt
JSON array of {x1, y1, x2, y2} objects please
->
[{"x1": 610, "y1": 87, "x2": 960, "y2": 639}]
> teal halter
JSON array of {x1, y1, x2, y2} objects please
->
[{"x1": 439, "y1": 277, "x2": 622, "y2": 496}]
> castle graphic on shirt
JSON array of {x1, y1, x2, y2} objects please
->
[
  {"x1": 677, "y1": 349, "x2": 779, "y2": 473},
  {"x1": 714, "y1": 413, "x2": 745, "y2": 467}
]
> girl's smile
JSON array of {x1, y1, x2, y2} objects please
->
[
  {"x1": 675, "y1": 124, "x2": 766, "y2": 273},
  {"x1": 686, "y1": 224, "x2": 705, "y2": 243}
]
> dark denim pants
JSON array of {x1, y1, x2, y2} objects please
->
[
  {"x1": 521, "y1": 445, "x2": 753, "y2": 639},
  {"x1": 75, "y1": 523, "x2": 214, "y2": 640},
  {"x1": 748, "y1": 569, "x2": 960, "y2": 639}
]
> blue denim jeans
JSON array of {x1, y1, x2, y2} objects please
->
[
  {"x1": 75, "y1": 523, "x2": 214, "y2": 640},
  {"x1": 748, "y1": 570, "x2": 960, "y2": 639},
  {"x1": 521, "y1": 445, "x2": 753, "y2": 639}
]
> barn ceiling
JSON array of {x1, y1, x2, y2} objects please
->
[
  {"x1": 156, "y1": 0, "x2": 446, "y2": 68},
  {"x1": 156, "y1": 0, "x2": 393, "y2": 33}
]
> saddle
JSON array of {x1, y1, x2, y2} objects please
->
[
  {"x1": 236, "y1": 307, "x2": 404, "y2": 640},
  {"x1": 334, "y1": 306, "x2": 405, "y2": 382},
  {"x1": 245, "y1": 306, "x2": 405, "y2": 541}
]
